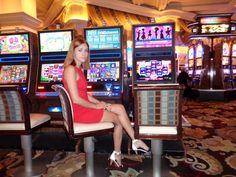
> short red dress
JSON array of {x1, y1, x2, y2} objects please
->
[{"x1": 63, "y1": 66, "x2": 104, "y2": 123}]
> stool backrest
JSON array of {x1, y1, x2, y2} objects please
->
[
  {"x1": 51, "y1": 84, "x2": 74, "y2": 136},
  {"x1": 0, "y1": 85, "x2": 31, "y2": 134}
]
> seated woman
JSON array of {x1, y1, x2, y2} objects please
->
[{"x1": 63, "y1": 35, "x2": 149, "y2": 167}]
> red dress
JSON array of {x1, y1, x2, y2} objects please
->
[{"x1": 63, "y1": 66, "x2": 104, "y2": 123}]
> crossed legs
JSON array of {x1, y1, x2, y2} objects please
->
[{"x1": 101, "y1": 104, "x2": 149, "y2": 166}]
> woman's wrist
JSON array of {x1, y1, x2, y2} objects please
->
[{"x1": 104, "y1": 103, "x2": 111, "y2": 111}]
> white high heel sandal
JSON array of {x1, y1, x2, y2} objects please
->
[
  {"x1": 109, "y1": 151, "x2": 123, "y2": 167},
  {"x1": 132, "y1": 139, "x2": 149, "y2": 154}
]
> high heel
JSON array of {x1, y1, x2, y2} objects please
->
[
  {"x1": 132, "y1": 139, "x2": 149, "y2": 154},
  {"x1": 109, "y1": 151, "x2": 123, "y2": 167}
]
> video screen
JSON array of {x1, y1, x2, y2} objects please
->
[
  {"x1": 195, "y1": 70, "x2": 202, "y2": 75},
  {"x1": 222, "y1": 42, "x2": 230, "y2": 56},
  {"x1": 196, "y1": 58, "x2": 203, "y2": 67},
  {"x1": 40, "y1": 63, "x2": 64, "y2": 83},
  {"x1": 196, "y1": 44, "x2": 203, "y2": 58},
  {"x1": 134, "y1": 24, "x2": 173, "y2": 49},
  {"x1": 188, "y1": 70, "x2": 193, "y2": 75},
  {"x1": 87, "y1": 61, "x2": 120, "y2": 82},
  {"x1": 136, "y1": 60, "x2": 172, "y2": 81},
  {"x1": 232, "y1": 58, "x2": 236, "y2": 66},
  {"x1": 223, "y1": 69, "x2": 230, "y2": 74},
  {"x1": 0, "y1": 65, "x2": 28, "y2": 84},
  {"x1": 232, "y1": 43, "x2": 236, "y2": 57},
  {"x1": 188, "y1": 47, "x2": 194, "y2": 59},
  {"x1": 189, "y1": 59, "x2": 194, "y2": 67},
  {"x1": 0, "y1": 34, "x2": 29, "y2": 54},
  {"x1": 85, "y1": 28, "x2": 121, "y2": 50},
  {"x1": 222, "y1": 57, "x2": 230, "y2": 65},
  {"x1": 39, "y1": 30, "x2": 72, "y2": 53}
]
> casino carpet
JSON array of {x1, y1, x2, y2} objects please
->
[{"x1": 0, "y1": 100, "x2": 236, "y2": 177}]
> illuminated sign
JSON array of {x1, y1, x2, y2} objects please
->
[
  {"x1": 200, "y1": 17, "x2": 229, "y2": 24},
  {"x1": 201, "y1": 24, "x2": 230, "y2": 34}
]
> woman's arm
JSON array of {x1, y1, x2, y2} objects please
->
[
  {"x1": 64, "y1": 66, "x2": 104, "y2": 109},
  {"x1": 87, "y1": 92, "x2": 100, "y2": 104},
  {"x1": 87, "y1": 92, "x2": 111, "y2": 111}
]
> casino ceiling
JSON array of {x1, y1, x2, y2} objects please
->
[
  {"x1": 1, "y1": 0, "x2": 236, "y2": 33},
  {"x1": 36, "y1": 0, "x2": 236, "y2": 23}
]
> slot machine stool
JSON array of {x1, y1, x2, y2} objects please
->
[
  {"x1": 52, "y1": 85, "x2": 114, "y2": 177},
  {"x1": 0, "y1": 85, "x2": 51, "y2": 177},
  {"x1": 133, "y1": 84, "x2": 183, "y2": 177}
]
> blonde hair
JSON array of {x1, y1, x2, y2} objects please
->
[{"x1": 64, "y1": 35, "x2": 90, "y2": 70}]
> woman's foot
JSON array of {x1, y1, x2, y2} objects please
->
[
  {"x1": 109, "y1": 151, "x2": 123, "y2": 167},
  {"x1": 132, "y1": 139, "x2": 149, "y2": 154}
]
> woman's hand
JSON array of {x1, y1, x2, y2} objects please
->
[
  {"x1": 95, "y1": 101, "x2": 112, "y2": 111},
  {"x1": 95, "y1": 102, "x2": 106, "y2": 109},
  {"x1": 104, "y1": 103, "x2": 112, "y2": 111}
]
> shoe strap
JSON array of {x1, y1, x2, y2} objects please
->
[
  {"x1": 114, "y1": 151, "x2": 121, "y2": 155},
  {"x1": 132, "y1": 139, "x2": 139, "y2": 143}
]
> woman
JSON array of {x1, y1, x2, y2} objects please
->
[{"x1": 63, "y1": 36, "x2": 149, "y2": 167}]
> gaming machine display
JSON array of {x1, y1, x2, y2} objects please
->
[
  {"x1": 132, "y1": 23, "x2": 176, "y2": 85},
  {"x1": 187, "y1": 45, "x2": 195, "y2": 78},
  {"x1": 84, "y1": 26, "x2": 123, "y2": 101},
  {"x1": 221, "y1": 40, "x2": 233, "y2": 88},
  {"x1": 232, "y1": 41, "x2": 236, "y2": 87},
  {"x1": 0, "y1": 32, "x2": 38, "y2": 94}
]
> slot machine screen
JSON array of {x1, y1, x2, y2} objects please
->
[
  {"x1": 133, "y1": 24, "x2": 173, "y2": 49},
  {"x1": 87, "y1": 61, "x2": 120, "y2": 82},
  {"x1": 0, "y1": 33, "x2": 29, "y2": 54},
  {"x1": 188, "y1": 46, "x2": 194, "y2": 59},
  {"x1": 196, "y1": 58, "x2": 203, "y2": 67},
  {"x1": 232, "y1": 58, "x2": 236, "y2": 65},
  {"x1": 222, "y1": 57, "x2": 230, "y2": 65},
  {"x1": 232, "y1": 43, "x2": 236, "y2": 57},
  {"x1": 39, "y1": 30, "x2": 73, "y2": 53},
  {"x1": 223, "y1": 69, "x2": 230, "y2": 74},
  {"x1": 189, "y1": 59, "x2": 194, "y2": 67},
  {"x1": 135, "y1": 60, "x2": 172, "y2": 82},
  {"x1": 196, "y1": 44, "x2": 203, "y2": 58},
  {"x1": 195, "y1": 70, "x2": 202, "y2": 75},
  {"x1": 0, "y1": 65, "x2": 28, "y2": 84},
  {"x1": 40, "y1": 63, "x2": 64, "y2": 83},
  {"x1": 222, "y1": 42, "x2": 230, "y2": 56},
  {"x1": 188, "y1": 70, "x2": 193, "y2": 75},
  {"x1": 85, "y1": 27, "x2": 121, "y2": 50}
]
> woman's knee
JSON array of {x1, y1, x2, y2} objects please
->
[
  {"x1": 101, "y1": 110, "x2": 120, "y2": 124},
  {"x1": 112, "y1": 104, "x2": 125, "y2": 113}
]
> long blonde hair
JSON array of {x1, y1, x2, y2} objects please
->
[{"x1": 64, "y1": 35, "x2": 90, "y2": 70}]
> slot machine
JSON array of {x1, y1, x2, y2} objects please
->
[
  {"x1": 132, "y1": 23, "x2": 176, "y2": 86},
  {"x1": 231, "y1": 40, "x2": 236, "y2": 87},
  {"x1": 33, "y1": 29, "x2": 73, "y2": 120},
  {"x1": 221, "y1": 40, "x2": 232, "y2": 89},
  {"x1": 187, "y1": 45, "x2": 195, "y2": 79},
  {"x1": 132, "y1": 23, "x2": 184, "y2": 156},
  {"x1": 0, "y1": 32, "x2": 38, "y2": 95},
  {"x1": 193, "y1": 42, "x2": 204, "y2": 88},
  {"x1": 84, "y1": 26, "x2": 123, "y2": 103}
]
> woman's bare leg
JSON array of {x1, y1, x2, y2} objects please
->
[
  {"x1": 109, "y1": 104, "x2": 135, "y2": 140},
  {"x1": 109, "y1": 104, "x2": 149, "y2": 151},
  {"x1": 100, "y1": 110, "x2": 123, "y2": 165}
]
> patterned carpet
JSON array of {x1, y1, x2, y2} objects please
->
[
  {"x1": 166, "y1": 100, "x2": 236, "y2": 177},
  {"x1": 0, "y1": 100, "x2": 236, "y2": 177}
]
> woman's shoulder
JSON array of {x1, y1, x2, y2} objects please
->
[
  {"x1": 64, "y1": 65, "x2": 76, "y2": 72},
  {"x1": 64, "y1": 65, "x2": 77, "y2": 76}
]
